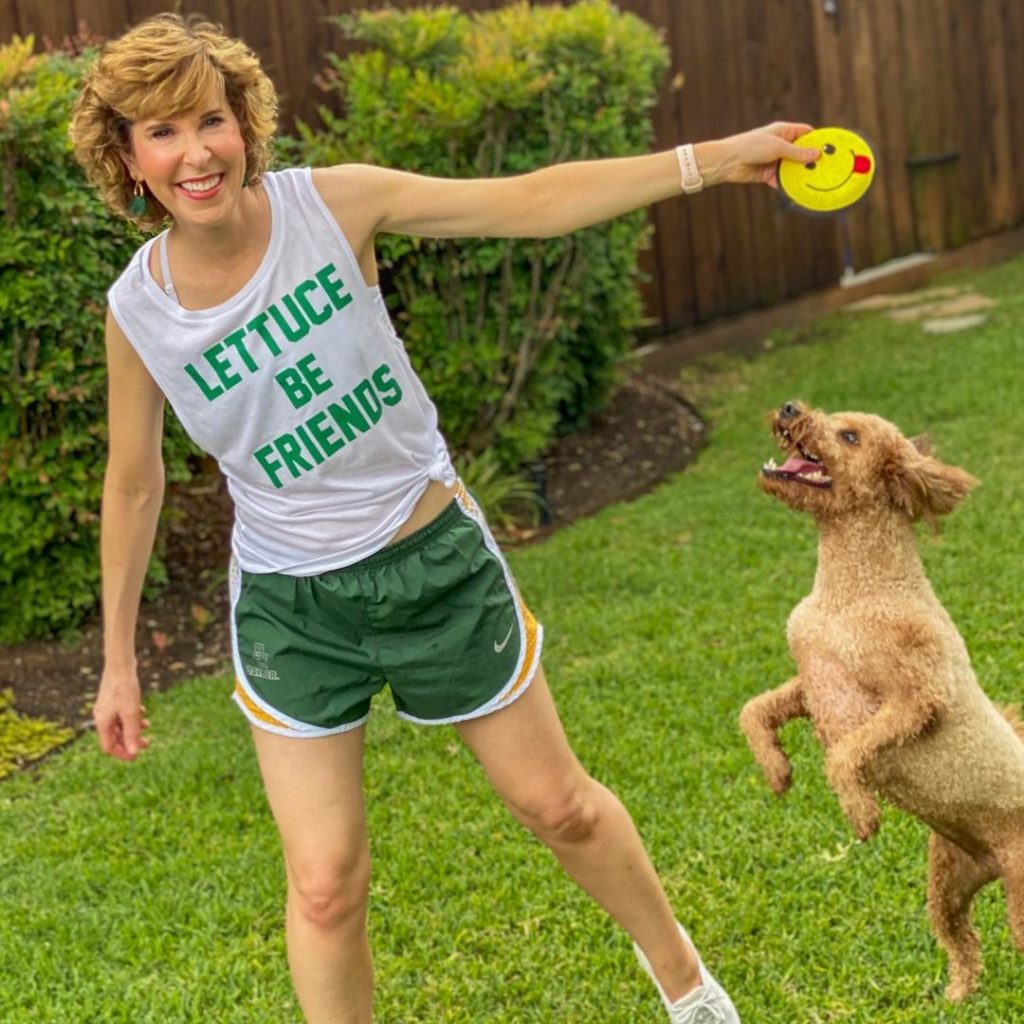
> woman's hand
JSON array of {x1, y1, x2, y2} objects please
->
[
  {"x1": 696, "y1": 122, "x2": 820, "y2": 189},
  {"x1": 94, "y1": 669, "x2": 151, "y2": 761}
]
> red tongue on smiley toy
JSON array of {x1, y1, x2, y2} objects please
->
[{"x1": 853, "y1": 154, "x2": 872, "y2": 174}]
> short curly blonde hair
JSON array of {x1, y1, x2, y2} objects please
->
[{"x1": 70, "y1": 13, "x2": 278, "y2": 230}]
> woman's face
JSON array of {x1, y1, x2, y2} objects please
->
[{"x1": 125, "y1": 83, "x2": 247, "y2": 226}]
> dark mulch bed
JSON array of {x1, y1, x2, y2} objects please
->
[{"x1": 2, "y1": 375, "x2": 705, "y2": 734}]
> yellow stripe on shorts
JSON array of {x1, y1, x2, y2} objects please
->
[
  {"x1": 233, "y1": 679, "x2": 295, "y2": 731},
  {"x1": 499, "y1": 596, "x2": 540, "y2": 705}
]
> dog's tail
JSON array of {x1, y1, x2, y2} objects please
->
[{"x1": 1001, "y1": 704, "x2": 1024, "y2": 743}]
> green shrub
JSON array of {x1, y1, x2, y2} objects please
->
[
  {"x1": 286, "y1": 0, "x2": 668, "y2": 467},
  {"x1": 0, "y1": 38, "x2": 192, "y2": 645}
]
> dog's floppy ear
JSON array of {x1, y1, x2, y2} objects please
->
[{"x1": 885, "y1": 444, "x2": 979, "y2": 525}]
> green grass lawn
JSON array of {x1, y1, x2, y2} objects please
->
[{"x1": 2, "y1": 255, "x2": 1022, "y2": 1022}]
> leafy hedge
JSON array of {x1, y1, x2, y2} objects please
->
[
  {"x1": 286, "y1": 0, "x2": 668, "y2": 465},
  {"x1": 0, "y1": 38, "x2": 194, "y2": 645}
]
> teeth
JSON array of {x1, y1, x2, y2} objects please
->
[{"x1": 180, "y1": 176, "x2": 220, "y2": 193}]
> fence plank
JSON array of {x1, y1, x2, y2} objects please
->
[
  {"x1": 617, "y1": 0, "x2": 675, "y2": 333},
  {"x1": 72, "y1": 0, "x2": 129, "y2": 41},
  {"x1": 900, "y1": 0, "x2": 958, "y2": 251},
  {"x1": 932, "y1": 0, "x2": 967, "y2": 249},
  {"x1": 270, "y1": 0, "x2": 331, "y2": 123},
  {"x1": 1003, "y1": 0, "x2": 1024, "y2": 225},
  {"x1": 12, "y1": 0, "x2": 67, "y2": 44},
  {"x1": 713, "y1": 0, "x2": 761, "y2": 317},
  {"x1": 190, "y1": 1, "x2": 234, "y2": 27},
  {"x1": 651, "y1": 0, "x2": 697, "y2": 334},
  {"x1": 866, "y1": 0, "x2": 914, "y2": 258},
  {"x1": 124, "y1": 0, "x2": 179, "y2": 24},
  {"x1": 767, "y1": 0, "x2": 839, "y2": 300},
  {"x1": 845, "y1": 0, "x2": 895, "y2": 268},
  {"x1": 948, "y1": 2, "x2": 992, "y2": 245},
  {"x1": 980, "y1": 0, "x2": 1016, "y2": 231},
  {"x1": 670, "y1": 0, "x2": 728, "y2": 323},
  {"x1": 731, "y1": 0, "x2": 789, "y2": 306},
  {"x1": 0, "y1": 0, "x2": 19, "y2": 40}
]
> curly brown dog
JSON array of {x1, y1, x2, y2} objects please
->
[{"x1": 739, "y1": 400, "x2": 1024, "y2": 1001}]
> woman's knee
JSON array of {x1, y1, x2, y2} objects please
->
[
  {"x1": 512, "y1": 777, "x2": 602, "y2": 845},
  {"x1": 286, "y1": 846, "x2": 371, "y2": 931}
]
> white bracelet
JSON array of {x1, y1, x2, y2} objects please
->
[{"x1": 676, "y1": 143, "x2": 704, "y2": 194}]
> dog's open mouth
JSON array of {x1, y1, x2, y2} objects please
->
[{"x1": 761, "y1": 425, "x2": 833, "y2": 488}]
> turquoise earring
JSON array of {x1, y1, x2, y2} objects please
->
[{"x1": 128, "y1": 179, "x2": 147, "y2": 217}]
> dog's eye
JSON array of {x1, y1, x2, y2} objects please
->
[{"x1": 840, "y1": 430, "x2": 859, "y2": 445}]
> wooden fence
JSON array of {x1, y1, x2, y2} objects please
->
[{"x1": 4, "y1": 0, "x2": 1023, "y2": 337}]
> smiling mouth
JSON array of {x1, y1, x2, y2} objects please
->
[
  {"x1": 761, "y1": 426, "x2": 833, "y2": 488},
  {"x1": 176, "y1": 173, "x2": 224, "y2": 196},
  {"x1": 807, "y1": 150, "x2": 872, "y2": 192}
]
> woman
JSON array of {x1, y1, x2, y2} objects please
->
[{"x1": 71, "y1": 14, "x2": 817, "y2": 1024}]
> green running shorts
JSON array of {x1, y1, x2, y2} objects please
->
[{"x1": 229, "y1": 483, "x2": 542, "y2": 737}]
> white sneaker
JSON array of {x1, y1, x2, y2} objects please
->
[{"x1": 633, "y1": 921, "x2": 741, "y2": 1023}]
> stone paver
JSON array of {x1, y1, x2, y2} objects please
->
[
  {"x1": 922, "y1": 314, "x2": 989, "y2": 334},
  {"x1": 889, "y1": 292, "x2": 997, "y2": 323},
  {"x1": 843, "y1": 286, "x2": 960, "y2": 313}
]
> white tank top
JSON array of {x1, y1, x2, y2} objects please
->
[{"x1": 107, "y1": 167, "x2": 455, "y2": 575}]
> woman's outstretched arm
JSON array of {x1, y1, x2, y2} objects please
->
[{"x1": 315, "y1": 121, "x2": 818, "y2": 244}]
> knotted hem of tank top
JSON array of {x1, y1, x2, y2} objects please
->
[{"x1": 429, "y1": 459, "x2": 457, "y2": 489}]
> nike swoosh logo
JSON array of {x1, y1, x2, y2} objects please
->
[{"x1": 494, "y1": 622, "x2": 515, "y2": 653}]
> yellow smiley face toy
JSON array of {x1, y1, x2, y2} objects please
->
[{"x1": 778, "y1": 127, "x2": 876, "y2": 215}]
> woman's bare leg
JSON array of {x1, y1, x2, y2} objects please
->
[
  {"x1": 455, "y1": 667, "x2": 701, "y2": 1001},
  {"x1": 251, "y1": 725, "x2": 373, "y2": 1024}
]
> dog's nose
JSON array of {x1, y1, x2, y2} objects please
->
[{"x1": 780, "y1": 402, "x2": 801, "y2": 421}]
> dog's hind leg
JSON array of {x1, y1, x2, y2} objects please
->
[
  {"x1": 995, "y1": 711, "x2": 1024, "y2": 955},
  {"x1": 1000, "y1": 830, "x2": 1024, "y2": 955},
  {"x1": 739, "y1": 676, "x2": 806, "y2": 794},
  {"x1": 927, "y1": 831, "x2": 999, "y2": 1002}
]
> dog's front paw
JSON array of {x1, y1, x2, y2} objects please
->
[
  {"x1": 827, "y1": 757, "x2": 880, "y2": 839},
  {"x1": 761, "y1": 753, "x2": 793, "y2": 795},
  {"x1": 839, "y1": 791, "x2": 880, "y2": 841},
  {"x1": 944, "y1": 973, "x2": 979, "y2": 1003}
]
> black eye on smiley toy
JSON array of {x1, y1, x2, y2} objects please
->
[{"x1": 779, "y1": 127, "x2": 876, "y2": 215}]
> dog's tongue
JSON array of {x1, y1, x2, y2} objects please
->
[{"x1": 780, "y1": 456, "x2": 819, "y2": 475}]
